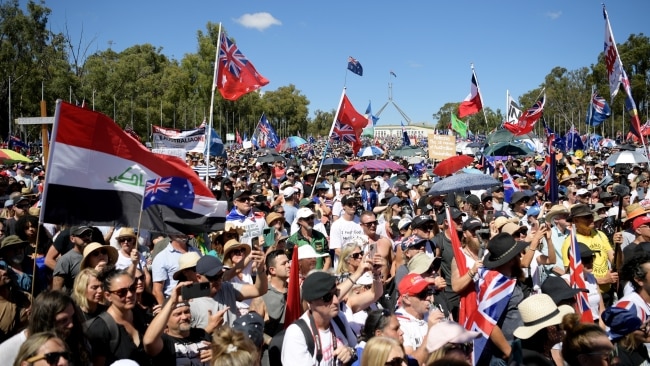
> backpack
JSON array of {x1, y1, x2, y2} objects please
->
[
  {"x1": 85, "y1": 312, "x2": 120, "y2": 355},
  {"x1": 268, "y1": 315, "x2": 348, "y2": 366}
]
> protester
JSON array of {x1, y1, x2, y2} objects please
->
[
  {"x1": 601, "y1": 305, "x2": 650, "y2": 365},
  {"x1": 0, "y1": 256, "x2": 31, "y2": 343},
  {"x1": 561, "y1": 313, "x2": 614, "y2": 366},
  {"x1": 360, "y1": 336, "x2": 406, "y2": 366},
  {"x1": 151, "y1": 233, "x2": 202, "y2": 305},
  {"x1": 12, "y1": 331, "x2": 70, "y2": 366},
  {"x1": 425, "y1": 321, "x2": 479, "y2": 365},
  {"x1": 71, "y1": 268, "x2": 106, "y2": 321}
]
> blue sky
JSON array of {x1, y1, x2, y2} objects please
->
[{"x1": 42, "y1": 1, "x2": 648, "y2": 129}]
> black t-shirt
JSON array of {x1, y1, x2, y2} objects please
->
[
  {"x1": 86, "y1": 307, "x2": 151, "y2": 366},
  {"x1": 151, "y1": 328, "x2": 211, "y2": 366},
  {"x1": 434, "y1": 231, "x2": 454, "y2": 292}
]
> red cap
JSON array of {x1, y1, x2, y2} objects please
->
[
  {"x1": 398, "y1": 273, "x2": 429, "y2": 296},
  {"x1": 633, "y1": 215, "x2": 650, "y2": 231}
]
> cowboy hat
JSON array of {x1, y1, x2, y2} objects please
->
[
  {"x1": 513, "y1": 294, "x2": 574, "y2": 340},
  {"x1": 624, "y1": 203, "x2": 650, "y2": 223},
  {"x1": 80, "y1": 243, "x2": 118, "y2": 270},
  {"x1": 545, "y1": 205, "x2": 569, "y2": 223},
  {"x1": 172, "y1": 252, "x2": 201, "y2": 280},
  {"x1": 483, "y1": 233, "x2": 527, "y2": 269},
  {"x1": 223, "y1": 239, "x2": 251, "y2": 267},
  {"x1": 567, "y1": 204, "x2": 593, "y2": 221}
]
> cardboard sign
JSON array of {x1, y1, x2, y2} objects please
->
[{"x1": 428, "y1": 134, "x2": 456, "y2": 160}]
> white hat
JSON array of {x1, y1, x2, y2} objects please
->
[
  {"x1": 576, "y1": 188, "x2": 589, "y2": 196},
  {"x1": 298, "y1": 245, "x2": 328, "y2": 259},
  {"x1": 513, "y1": 294, "x2": 574, "y2": 340},
  {"x1": 286, "y1": 168, "x2": 295, "y2": 175},
  {"x1": 426, "y1": 321, "x2": 480, "y2": 352},
  {"x1": 296, "y1": 207, "x2": 315, "y2": 220},
  {"x1": 398, "y1": 218, "x2": 412, "y2": 230},
  {"x1": 356, "y1": 272, "x2": 374, "y2": 286},
  {"x1": 283, "y1": 187, "x2": 296, "y2": 197}
]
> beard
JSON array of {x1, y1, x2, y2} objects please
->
[
  {"x1": 179, "y1": 322, "x2": 191, "y2": 332},
  {"x1": 511, "y1": 262, "x2": 524, "y2": 280}
]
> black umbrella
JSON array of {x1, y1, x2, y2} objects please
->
[
  {"x1": 483, "y1": 141, "x2": 533, "y2": 156},
  {"x1": 321, "y1": 157, "x2": 349, "y2": 171},
  {"x1": 256, "y1": 153, "x2": 285, "y2": 164}
]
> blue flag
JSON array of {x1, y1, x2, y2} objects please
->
[
  {"x1": 365, "y1": 101, "x2": 379, "y2": 126},
  {"x1": 9, "y1": 135, "x2": 28, "y2": 149},
  {"x1": 254, "y1": 113, "x2": 279, "y2": 148},
  {"x1": 401, "y1": 121, "x2": 411, "y2": 146},
  {"x1": 142, "y1": 177, "x2": 195, "y2": 211},
  {"x1": 585, "y1": 92, "x2": 611, "y2": 126},
  {"x1": 347, "y1": 56, "x2": 363, "y2": 76},
  {"x1": 205, "y1": 128, "x2": 226, "y2": 158},
  {"x1": 565, "y1": 125, "x2": 584, "y2": 151}
]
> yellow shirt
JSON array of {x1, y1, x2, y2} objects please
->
[{"x1": 561, "y1": 230, "x2": 613, "y2": 293}]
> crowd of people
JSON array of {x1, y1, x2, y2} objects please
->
[{"x1": 2, "y1": 138, "x2": 650, "y2": 366}]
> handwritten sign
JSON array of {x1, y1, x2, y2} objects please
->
[{"x1": 428, "y1": 134, "x2": 456, "y2": 160}]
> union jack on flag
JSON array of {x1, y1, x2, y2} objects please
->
[
  {"x1": 144, "y1": 177, "x2": 172, "y2": 196},
  {"x1": 332, "y1": 121, "x2": 359, "y2": 143},
  {"x1": 498, "y1": 163, "x2": 520, "y2": 203},
  {"x1": 142, "y1": 177, "x2": 195, "y2": 211},
  {"x1": 468, "y1": 268, "x2": 516, "y2": 363},
  {"x1": 219, "y1": 33, "x2": 249, "y2": 79},
  {"x1": 568, "y1": 226, "x2": 594, "y2": 323},
  {"x1": 615, "y1": 299, "x2": 647, "y2": 323}
]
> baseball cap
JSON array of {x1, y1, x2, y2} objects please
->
[
  {"x1": 462, "y1": 218, "x2": 482, "y2": 231},
  {"x1": 232, "y1": 312, "x2": 264, "y2": 348},
  {"x1": 398, "y1": 217, "x2": 412, "y2": 230},
  {"x1": 388, "y1": 196, "x2": 403, "y2": 207},
  {"x1": 233, "y1": 190, "x2": 251, "y2": 200},
  {"x1": 71, "y1": 226, "x2": 93, "y2": 237},
  {"x1": 576, "y1": 188, "x2": 589, "y2": 196},
  {"x1": 465, "y1": 194, "x2": 481, "y2": 206},
  {"x1": 296, "y1": 207, "x2": 315, "y2": 220},
  {"x1": 633, "y1": 216, "x2": 650, "y2": 231},
  {"x1": 411, "y1": 215, "x2": 434, "y2": 229},
  {"x1": 282, "y1": 187, "x2": 296, "y2": 197},
  {"x1": 196, "y1": 255, "x2": 225, "y2": 277},
  {"x1": 398, "y1": 273, "x2": 429, "y2": 296}
]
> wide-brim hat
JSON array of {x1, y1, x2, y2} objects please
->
[
  {"x1": 483, "y1": 233, "x2": 527, "y2": 269},
  {"x1": 540, "y1": 276, "x2": 586, "y2": 305},
  {"x1": 513, "y1": 294, "x2": 574, "y2": 340},
  {"x1": 624, "y1": 204, "x2": 650, "y2": 223},
  {"x1": 222, "y1": 239, "x2": 251, "y2": 266},
  {"x1": 426, "y1": 321, "x2": 480, "y2": 352},
  {"x1": 80, "y1": 242, "x2": 118, "y2": 270},
  {"x1": 116, "y1": 227, "x2": 137, "y2": 240},
  {"x1": 407, "y1": 252, "x2": 440, "y2": 274},
  {"x1": 568, "y1": 203, "x2": 593, "y2": 221},
  {"x1": 173, "y1": 252, "x2": 202, "y2": 280},
  {"x1": 0, "y1": 235, "x2": 28, "y2": 252},
  {"x1": 545, "y1": 205, "x2": 569, "y2": 223},
  {"x1": 265, "y1": 212, "x2": 285, "y2": 226}
]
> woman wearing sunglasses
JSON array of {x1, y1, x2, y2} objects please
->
[
  {"x1": 360, "y1": 336, "x2": 408, "y2": 366},
  {"x1": 86, "y1": 267, "x2": 151, "y2": 366},
  {"x1": 222, "y1": 239, "x2": 254, "y2": 316},
  {"x1": 336, "y1": 239, "x2": 366, "y2": 276},
  {"x1": 79, "y1": 242, "x2": 118, "y2": 273},
  {"x1": 13, "y1": 331, "x2": 70, "y2": 366}
]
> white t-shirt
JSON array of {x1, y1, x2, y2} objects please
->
[
  {"x1": 0, "y1": 330, "x2": 27, "y2": 365},
  {"x1": 329, "y1": 216, "x2": 363, "y2": 268},
  {"x1": 395, "y1": 309, "x2": 428, "y2": 350}
]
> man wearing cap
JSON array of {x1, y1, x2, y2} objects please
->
[
  {"x1": 0, "y1": 235, "x2": 39, "y2": 294},
  {"x1": 281, "y1": 271, "x2": 357, "y2": 366},
  {"x1": 225, "y1": 189, "x2": 267, "y2": 245},
  {"x1": 45, "y1": 225, "x2": 107, "y2": 271},
  {"x1": 561, "y1": 203, "x2": 617, "y2": 305},
  {"x1": 622, "y1": 215, "x2": 650, "y2": 263},
  {"x1": 5, "y1": 196, "x2": 30, "y2": 236},
  {"x1": 490, "y1": 185, "x2": 508, "y2": 214},
  {"x1": 395, "y1": 273, "x2": 444, "y2": 364},
  {"x1": 475, "y1": 233, "x2": 526, "y2": 365},
  {"x1": 144, "y1": 282, "x2": 213, "y2": 365},
  {"x1": 52, "y1": 226, "x2": 97, "y2": 291},
  {"x1": 506, "y1": 191, "x2": 532, "y2": 224},
  {"x1": 287, "y1": 208, "x2": 330, "y2": 270},
  {"x1": 281, "y1": 187, "x2": 299, "y2": 227},
  {"x1": 152, "y1": 233, "x2": 202, "y2": 305},
  {"x1": 330, "y1": 194, "x2": 364, "y2": 268},
  {"x1": 359, "y1": 174, "x2": 378, "y2": 211},
  {"x1": 284, "y1": 168, "x2": 303, "y2": 198}
]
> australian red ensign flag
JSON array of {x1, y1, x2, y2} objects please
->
[
  {"x1": 332, "y1": 93, "x2": 366, "y2": 155},
  {"x1": 458, "y1": 73, "x2": 483, "y2": 118},
  {"x1": 41, "y1": 101, "x2": 228, "y2": 234},
  {"x1": 215, "y1": 32, "x2": 269, "y2": 101}
]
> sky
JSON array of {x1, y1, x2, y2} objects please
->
[{"x1": 40, "y1": 0, "x2": 649, "y2": 130}]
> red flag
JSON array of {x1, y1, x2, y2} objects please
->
[
  {"x1": 215, "y1": 32, "x2": 269, "y2": 101},
  {"x1": 332, "y1": 93, "x2": 366, "y2": 155},
  {"x1": 236, "y1": 130, "x2": 242, "y2": 144},
  {"x1": 457, "y1": 72, "x2": 483, "y2": 118},
  {"x1": 285, "y1": 244, "x2": 301, "y2": 328},
  {"x1": 569, "y1": 226, "x2": 595, "y2": 323},
  {"x1": 447, "y1": 207, "x2": 477, "y2": 329},
  {"x1": 503, "y1": 93, "x2": 545, "y2": 136}
]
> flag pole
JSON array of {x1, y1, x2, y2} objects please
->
[
  {"x1": 471, "y1": 64, "x2": 488, "y2": 127},
  {"x1": 205, "y1": 22, "x2": 223, "y2": 186},
  {"x1": 586, "y1": 85, "x2": 594, "y2": 150},
  {"x1": 311, "y1": 87, "x2": 347, "y2": 199}
]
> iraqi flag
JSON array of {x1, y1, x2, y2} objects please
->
[
  {"x1": 40, "y1": 101, "x2": 228, "y2": 234},
  {"x1": 458, "y1": 73, "x2": 483, "y2": 118}
]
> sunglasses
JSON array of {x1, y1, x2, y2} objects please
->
[
  {"x1": 362, "y1": 221, "x2": 378, "y2": 227},
  {"x1": 287, "y1": 173, "x2": 295, "y2": 176},
  {"x1": 230, "y1": 248, "x2": 247, "y2": 256},
  {"x1": 385, "y1": 357, "x2": 407, "y2": 366},
  {"x1": 135, "y1": 275, "x2": 145, "y2": 282},
  {"x1": 414, "y1": 289, "x2": 432, "y2": 300},
  {"x1": 321, "y1": 289, "x2": 340, "y2": 303},
  {"x1": 444, "y1": 342, "x2": 473, "y2": 355},
  {"x1": 276, "y1": 211, "x2": 286, "y2": 214},
  {"x1": 109, "y1": 282, "x2": 137, "y2": 298},
  {"x1": 302, "y1": 216, "x2": 315, "y2": 221},
  {"x1": 206, "y1": 273, "x2": 224, "y2": 282},
  {"x1": 118, "y1": 237, "x2": 135, "y2": 243},
  {"x1": 15, "y1": 204, "x2": 30, "y2": 209},
  {"x1": 91, "y1": 249, "x2": 109, "y2": 256},
  {"x1": 237, "y1": 197, "x2": 252, "y2": 202},
  {"x1": 350, "y1": 251, "x2": 364, "y2": 260},
  {"x1": 25, "y1": 351, "x2": 71, "y2": 365},
  {"x1": 341, "y1": 187, "x2": 351, "y2": 190}
]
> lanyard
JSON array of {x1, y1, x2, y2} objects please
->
[{"x1": 308, "y1": 311, "x2": 338, "y2": 364}]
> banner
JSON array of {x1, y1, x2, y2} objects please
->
[
  {"x1": 152, "y1": 125, "x2": 206, "y2": 153},
  {"x1": 428, "y1": 134, "x2": 456, "y2": 160}
]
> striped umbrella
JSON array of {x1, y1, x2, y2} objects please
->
[
  {"x1": 192, "y1": 165, "x2": 218, "y2": 179},
  {"x1": 0, "y1": 149, "x2": 30, "y2": 163}
]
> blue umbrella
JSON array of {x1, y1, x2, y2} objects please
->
[
  {"x1": 428, "y1": 173, "x2": 499, "y2": 196},
  {"x1": 462, "y1": 168, "x2": 484, "y2": 175},
  {"x1": 276, "y1": 136, "x2": 307, "y2": 151},
  {"x1": 321, "y1": 157, "x2": 349, "y2": 171},
  {"x1": 357, "y1": 146, "x2": 384, "y2": 157}
]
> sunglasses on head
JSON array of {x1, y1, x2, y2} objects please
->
[
  {"x1": 109, "y1": 282, "x2": 137, "y2": 297},
  {"x1": 350, "y1": 251, "x2": 364, "y2": 260},
  {"x1": 385, "y1": 357, "x2": 407, "y2": 366},
  {"x1": 26, "y1": 351, "x2": 71, "y2": 365},
  {"x1": 321, "y1": 289, "x2": 340, "y2": 303},
  {"x1": 92, "y1": 249, "x2": 109, "y2": 256}
]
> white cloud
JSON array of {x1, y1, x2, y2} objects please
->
[
  {"x1": 546, "y1": 11, "x2": 562, "y2": 20},
  {"x1": 234, "y1": 12, "x2": 282, "y2": 31}
]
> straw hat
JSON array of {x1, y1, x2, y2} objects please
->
[
  {"x1": 172, "y1": 252, "x2": 201, "y2": 280},
  {"x1": 545, "y1": 205, "x2": 569, "y2": 223},
  {"x1": 80, "y1": 243, "x2": 118, "y2": 270},
  {"x1": 624, "y1": 203, "x2": 650, "y2": 222},
  {"x1": 223, "y1": 239, "x2": 251, "y2": 266},
  {"x1": 265, "y1": 212, "x2": 285, "y2": 226},
  {"x1": 116, "y1": 227, "x2": 137, "y2": 240},
  {"x1": 513, "y1": 294, "x2": 574, "y2": 340}
]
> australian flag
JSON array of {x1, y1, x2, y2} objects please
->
[
  {"x1": 347, "y1": 56, "x2": 363, "y2": 76},
  {"x1": 205, "y1": 128, "x2": 226, "y2": 158},
  {"x1": 9, "y1": 135, "x2": 28, "y2": 149},
  {"x1": 565, "y1": 125, "x2": 584, "y2": 151},
  {"x1": 255, "y1": 113, "x2": 279, "y2": 148},
  {"x1": 569, "y1": 227, "x2": 594, "y2": 323},
  {"x1": 585, "y1": 92, "x2": 611, "y2": 126},
  {"x1": 499, "y1": 163, "x2": 520, "y2": 203},
  {"x1": 142, "y1": 177, "x2": 195, "y2": 211}
]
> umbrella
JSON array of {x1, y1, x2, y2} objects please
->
[
  {"x1": 0, "y1": 149, "x2": 30, "y2": 163},
  {"x1": 256, "y1": 153, "x2": 285, "y2": 164},
  {"x1": 467, "y1": 141, "x2": 485, "y2": 148},
  {"x1": 483, "y1": 141, "x2": 533, "y2": 157},
  {"x1": 389, "y1": 145, "x2": 427, "y2": 158},
  {"x1": 321, "y1": 157, "x2": 349, "y2": 171},
  {"x1": 486, "y1": 128, "x2": 536, "y2": 144},
  {"x1": 606, "y1": 150, "x2": 647, "y2": 165},
  {"x1": 600, "y1": 138, "x2": 616, "y2": 148},
  {"x1": 428, "y1": 173, "x2": 500, "y2": 196},
  {"x1": 462, "y1": 168, "x2": 484, "y2": 174},
  {"x1": 357, "y1": 146, "x2": 384, "y2": 157},
  {"x1": 433, "y1": 155, "x2": 474, "y2": 176},
  {"x1": 276, "y1": 136, "x2": 307, "y2": 151},
  {"x1": 344, "y1": 160, "x2": 407, "y2": 173}
]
